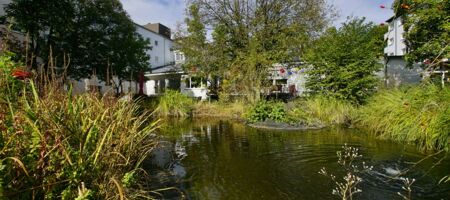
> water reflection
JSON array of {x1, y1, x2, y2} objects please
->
[{"x1": 157, "y1": 119, "x2": 450, "y2": 200}]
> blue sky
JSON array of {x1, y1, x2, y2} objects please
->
[{"x1": 120, "y1": 0, "x2": 394, "y2": 30}]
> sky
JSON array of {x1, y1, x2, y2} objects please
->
[{"x1": 120, "y1": 0, "x2": 394, "y2": 31}]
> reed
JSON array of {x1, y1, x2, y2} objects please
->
[
  {"x1": 153, "y1": 90, "x2": 194, "y2": 117},
  {"x1": 193, "y1": 101, "x2": 246, "y2": 119},
  {"x1": 287, "y1": 96, "x2": 356, "y2": 126},
  {"x1": 0, "y1": 53, "x2": 160, "y2": 199},
  {"x1": 355, "y1": 84, "x2": 450, "y2": 151}
]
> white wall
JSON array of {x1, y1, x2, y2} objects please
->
[
  {"x1": 384, "y1": 17, "x2": 407, "y2": 56},
  {"x1": 135, "y1": 25, "x2": 175, "y2": 69}
]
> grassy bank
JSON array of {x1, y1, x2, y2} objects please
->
[
  {"x1": 146, "y1": 83, "x2": 449, "y2": 151},
  {"x1": 355, "y1": 84, "x2": 450, "y2": 151},
  {"x1": 151, "y1": 90, "x2": 246, "y2": 119},
  {"x1": 286, "y1": 96, "x2": 355, "y2": 127},
  {"x1": 1, "y1": 54, "x2": 159, "y2": 199}
]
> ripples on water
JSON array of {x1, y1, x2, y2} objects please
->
[{"x1": 155, "y1": 119, "x2": 450, "y2": 200}]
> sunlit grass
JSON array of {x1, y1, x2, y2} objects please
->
[{"x1": 355, "y1": 84, "x2": 450, "y2": 151}]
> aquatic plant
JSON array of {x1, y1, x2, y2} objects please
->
[
  {"x1": 0, "y1": 53, "x2": 160, "y2": 199},
  {"x1": 287, "y1": 96, "x2": 356, "y2": 126},
  {"x1": 154, "y1": 90, "x2": 194, "y2": 117},
  {"x1": 319, "y1": 144, "x2": 372, "y2": 200},
  {"x1": 397, "y1": 178, "x2": 415, "y2": 200},
  {"x1": 193, "y1": 101, "x2": 246, "y2": 118},
  {"x1": 355, "y1": 84, "x2": 450, "y2": 151}
]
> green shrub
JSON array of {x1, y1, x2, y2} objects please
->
[
  {"x1": 246, "y1": 101, "x2": 286, "y2": 123},
  {"x1": 356, "y1": 84, "x2": 450, "y2": 151},
  {"x1": 154, "y1": 90, "x2": 194, "y2": 117}
]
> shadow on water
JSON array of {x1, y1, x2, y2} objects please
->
[{"x1": 148, "y1": 119, "x2": 450, "y2": 200}]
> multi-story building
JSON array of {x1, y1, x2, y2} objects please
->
[
  {"x1": 383, "y1": 16, "x2": 422, "y2": 87},
  {"x1": 135, "y1": 23, "x2": 184, "y2": 96}
]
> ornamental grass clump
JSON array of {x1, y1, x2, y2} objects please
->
[
  {"x1": 287, "y1": 96, "x2": 356, "y2": 126},
  {"x1": 0, "y1": 53, "x2": 160, "y2": 199},
  {"x1": 356, "y1": 84, "x2": 450, "y2": 151},
  {"x1": 154, "y1": 90, "x2": 194, "y2": 117}
]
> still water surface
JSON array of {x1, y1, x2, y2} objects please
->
[{"x1": 156, "y1": 119, "x2": 450, "y2": 200}]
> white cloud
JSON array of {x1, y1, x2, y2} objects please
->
[{"x1": 120, "y1": 0, "x2": 186, "y2": 30}]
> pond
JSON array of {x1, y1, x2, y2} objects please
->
[{"x1": 152, "y1": 119, "x2": 450, "y2": 200}]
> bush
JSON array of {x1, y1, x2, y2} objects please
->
[
  {"x1": 355, "y1": 84, "x2": 450, "y2": 151},
  {"x1": 246, "y1": 101, "x2": 287, "y2": 123},
  {"x1": 154, "y1": 90, "x2": 194, "y2": 117}
]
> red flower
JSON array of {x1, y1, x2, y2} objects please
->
[
  {"x1": 12, "y1": 69, "x2": 32, "y2": 80},
  {"x1": 279, "y1": 68, "x2": 285, "y2": 74}
]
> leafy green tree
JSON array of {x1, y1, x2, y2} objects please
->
[
  {"x1": 178, "y1": 4, "x2": 208, "y2": 75},
  {"x1": 6, "y1": 0, "x2": 150, "y2": 83},
  {"x1": 393, "y1": 0, "x2": 450, "y2": 66},
  {"x1": 183, "y1": 0, "x2": 335, "y2": 102},
  {"x1": 304, "y1": 18, "x2": 386, "y2": 104}
]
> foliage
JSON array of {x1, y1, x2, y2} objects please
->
[
  {"x1": 192, "y1": 101, "x2": 246, "y2": 119},
  {"x1": 179, "y1": 0, "x2": 335, "y2": 102},
  {"x1": 304, "y1": 18, "x2": 386, "y2": 104},
  {"x1": 177, "y1": 4, "x2": 208, "y2": 75},
  {"x1": 154, "y1": 90, "x2": 194, "y2": 117},
  {"x1": 319, "y1": 144, "x2": 373, "y2": 200},
  {"x1": 0, "y1": 55, "x2": 159, "y2": 199},
  {"x1": 393, "y1": 0, "x2": 450, "y2": 66},
  {"x1": 245, "y1": 101, "x2": 286, "y2": 123},
  {"x1": 355, "y1": 83, "x2": 450, "y2": 151},
  {"x1": 6, "y1": 0, "x2": 151, "y2": 82},
  {"x1": 287, "y1": 96, "x2": 355, "y2": 127}
]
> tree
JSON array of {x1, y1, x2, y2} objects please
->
[
  {"x1": 178, "y1": 4, "x2": 208, "y2": 75},
  {"x1": 304, "y1": 18, "x2": 386, "y2": 104},
  {"x1": 181, "y1": 0, "x2": 335, "y2": 102},
  {"x1": 392, "y1": 0, "x2": 450, "y2": 67},
  {"x1": 6, "y1": 0, "x2": 150, "y2": 84}
]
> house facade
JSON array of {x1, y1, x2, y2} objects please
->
[
  {"x1": 383, "y1": 16, "x2": 422, "y2": 87},
  {"x1": 266, "y1": 62, "x2": 308, "y2": 97},
  {"x1": 71, "y1": 23, "x2": 186, "y2": 96}
]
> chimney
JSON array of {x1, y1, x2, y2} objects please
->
[{"x1": 144, "y1": 23, "x2": 171, "y2": 39}]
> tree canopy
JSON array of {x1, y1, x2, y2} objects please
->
[
  {"x1": 6, "y1": 0, "x2": 151, "y2": 82},
  {"x1": 393, "y1": 0, "x2": 450, "y2": 67},
  {"x1": 177, "y1": 0, "x2": 335, "y2": 102},
  {"x1": 304, "y1": 18, "x2": 386, "y2": 104}
]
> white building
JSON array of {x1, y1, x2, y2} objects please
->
[
  {"x1": 383, "y1": 16, "x2": 422, "y2": 87},
  {"x1": 70, "y1": 23, "x2": 188, "y2": 96}
]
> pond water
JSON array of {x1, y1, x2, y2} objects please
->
[{"x1": 154, "y1": 119, "x2": 450, "y2": 200}]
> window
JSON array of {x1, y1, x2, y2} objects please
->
[
  {"x1": 388, "y1": 38, "x2": 394, "y2": 46},
  {"x1": 155, "y1": 40, "x2": 158, "y2": 46}
]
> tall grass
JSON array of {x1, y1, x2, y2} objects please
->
[
  {"x1": 356, "y1": 84, "x2": 450, "y2": 151},
  {"x1": 154, "y1": 90, "x2": 194, "y2": 117},
  {"x1": 287, "y1": 96, "x2": 356, "y2": 126},
  {"x1": 0, "y1": 53, "x2": 160, "y2": 199},
  {"x1": 193, "y1": 101, "x2": 246, "y2": 119}
]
